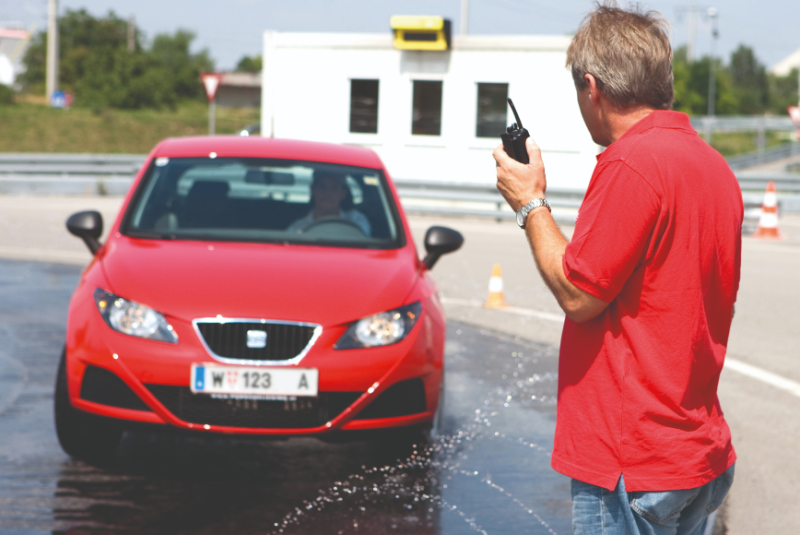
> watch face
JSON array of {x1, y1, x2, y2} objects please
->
[{"x1": 516, "y1": 209, "x2": 525, "y2": 227}]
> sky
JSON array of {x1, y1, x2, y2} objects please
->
[{"x1": 3, "y1": 0, "x2": 799, "y2": 71}]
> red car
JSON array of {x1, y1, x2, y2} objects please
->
[{"x1": 56, "y1": 136, "x2": 463, "y2": 461}]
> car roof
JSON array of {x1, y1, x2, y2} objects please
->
[{"x1": 152, "y1": 136, "x2": 385, "y2": 169}]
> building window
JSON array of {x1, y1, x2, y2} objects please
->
[
  {"x1": 476, "y1": 83, "x2": 509, "y2": 138},
  {"x1": 412, "y1": 80, "x2": 443, "y2": 136},
  {"x1": 350, "y1": 79, "x2": 379, "y2": 133}
]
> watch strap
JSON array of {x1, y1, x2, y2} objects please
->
[{"x1": 516, "y1": 198, "x2": 551, "y2": 228}]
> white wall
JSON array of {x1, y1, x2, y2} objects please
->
[{"x1": 262, "y1": 33, "x2": 598, "y2": 190}]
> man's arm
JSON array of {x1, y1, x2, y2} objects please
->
[{"x1": 493, "y1": 138, "x2": 609, "y2": 323}]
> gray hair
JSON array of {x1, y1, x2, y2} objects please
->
[{"x1": 566, "y1": 2, "x2": 674, "y2": 110}]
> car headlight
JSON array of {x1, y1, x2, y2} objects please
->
[
  {"x1": 334, "y1": 302, "x2": 422, "y2": 349},
  {"x1": 94, "y1": 288, "x2": 179, "y2": 344}
]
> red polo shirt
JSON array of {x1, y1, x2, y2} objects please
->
[{"x1": 551, "y1": 111, "x2": 742, "y2": 492}]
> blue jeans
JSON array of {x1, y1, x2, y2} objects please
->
[{"x1": 571, "y1": 464, "x2": 735, "y2": 535}]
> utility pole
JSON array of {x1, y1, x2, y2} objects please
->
[
  {"x1": 209, "y1": 99, "x2": 216, "y2": 135},
  {"x1": 705, "y1": 7, "x2": 718, "y2": 146},
  {"x1": 127, "y1": 15, "x2": 135, "y2": 52},
  {"x1": 687, "y1": 7, "x2": 696, "y2": 62},
  {"x1": 45, "y1": 0, "x2": 58, "y2": 102},
  {"x1": 460, "y1": 0, "x2": 469, "y2": 36},
  {"x1": 706, "y1": 7, "x2": 719, "y2": 117}
]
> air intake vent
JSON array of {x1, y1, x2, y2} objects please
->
[
  {"x1": 146, "y1": 385, "x2": 360, "y2": 429},
  {"x1": 80, "y1": 365, "x2": 151, "y2": 412},
  {"x1": 355, "y1": 378, "x2": 427, "y2": 420}
]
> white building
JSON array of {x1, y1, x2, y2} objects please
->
[
  {"x1": 772, "y1": 46, "x2": 800, "y2": 77},
  {"x1": 260, "y1": 29, "x2": 598, "y2": 190}
]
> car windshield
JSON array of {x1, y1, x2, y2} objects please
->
[{"x1": 122, "y1": 157, "x2": 402, "y2": 248}]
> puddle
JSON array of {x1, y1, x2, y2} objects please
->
[{"x1": 265, "y1": 323, "x2": 568, "y2": 535}]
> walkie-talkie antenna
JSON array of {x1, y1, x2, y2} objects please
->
[{"x1": 508, "y1": 98, "x2": 523, "y2": 129}]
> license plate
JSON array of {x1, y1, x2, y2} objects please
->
[{"x1": 190, "y1": 364, "x2": 318, "y2": 397}]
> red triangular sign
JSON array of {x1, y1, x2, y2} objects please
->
[{"x1": 201, "y1": 73, "x2": 223, "y2": 102}]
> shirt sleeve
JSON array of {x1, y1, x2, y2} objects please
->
[{"x1": 564, "y1": 160, "x2": 661, "y2": 303}]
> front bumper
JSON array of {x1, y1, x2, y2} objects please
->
[{"x1": 65, "y1": 297, "x2": 444, "y2": 436}]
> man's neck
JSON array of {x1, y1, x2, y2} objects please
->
[
  {"x1": 602, "y1": 105, "x2": 657, "y2": 145},
  {"x1": 313, "y1": 207, "x2": 342, "y2": 220}
]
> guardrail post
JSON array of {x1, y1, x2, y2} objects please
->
[{"x1": 757, "y1": 117, "x2": 766, "y2": 165}]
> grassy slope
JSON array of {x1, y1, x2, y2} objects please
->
[
  {"x1": 0, "y1": 100, "x2": 792, "y2": 157},
  {"x1": 706, "y1": 131, "x2": 790, "y2": 157},
  {"x1": 0, "y1": 101, "x2": 259, "y2": 154}
]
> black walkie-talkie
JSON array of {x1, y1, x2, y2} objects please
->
[{"x1": 501, "y1": 98, "x2": 530, "y2": 164}]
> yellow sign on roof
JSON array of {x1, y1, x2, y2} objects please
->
[
  {"x1": 390, "y1": 16, "x2": 445, "y2": 31},
  {"x1": 390, "y1": 16, "x2": 451, "y2": 51}
]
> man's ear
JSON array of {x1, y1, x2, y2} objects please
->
[{"x1": 584, "y1": 73, "x2": 601, "y2": 106}]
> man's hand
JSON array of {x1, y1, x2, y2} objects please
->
[{"x1": 493, "y1": 137, "x2": 547, "y2": 212}]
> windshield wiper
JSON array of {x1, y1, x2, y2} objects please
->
[{"x1": 125, "y1": 230, "x2": 177, "y2": 240}]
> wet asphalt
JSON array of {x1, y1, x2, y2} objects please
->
[{"x1": 0, "y1": 258, "x2": 570, "y2": 535}]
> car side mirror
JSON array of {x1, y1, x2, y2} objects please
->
[
  {"x1": 423, "y1": 226, "x2": 464, "y2": 269},
  {"x1": 66, "y1": 211, "x2": 103, "y2": 254}
]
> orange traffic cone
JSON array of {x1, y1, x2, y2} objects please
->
[
  {"x1": 484, "y1": 264, "x2": 507, "y2": 308},
  {"x1": 753, "y1": 181, "x2": 785, "y2": 240}
]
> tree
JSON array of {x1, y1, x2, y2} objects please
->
[
  {"x1": 18, "y1": 9, "x2": 213, "y2": 109},
  {"x1": 672, "y1": 46, "x2": 704, "y2": 113},
  {"x1": 235, "y1": 55, "x2": 262, "y2": 73},
  {"x1": 19, "y1": 9, "x2": 136, "y2": 95},
  {"x1": 729, "y1": 45, "x2": 768, "y2": 114},
  {"x1": 768, "y1": 68, "x2": 799, "y2": 115},
  {"x1": 150, "y1": 30, "x2": 213, "y2": 101},
  {"x1": 672, "y1": 46, "x2": 738, "y2": 115}
]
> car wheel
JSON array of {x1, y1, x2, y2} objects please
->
[{"x1": 54, "y1": 348, "x2": 122, "y2": 463}]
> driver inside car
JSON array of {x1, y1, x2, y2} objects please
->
[{"x1": 286, "y1": 170, "x2": 371, "y2": 236}]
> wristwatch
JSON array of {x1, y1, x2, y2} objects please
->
[{"x1": 516, "y1": 198, "x2": 551, "y2": 228}]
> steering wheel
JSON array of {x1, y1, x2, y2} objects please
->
[{"x1": 301, "y1": 218, "x2": 366, "y2": 239}]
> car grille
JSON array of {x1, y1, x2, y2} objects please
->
[
  {"x1": 145, "y1": 384, "x2": 360, "y2": 429},
  {"x1": 195, "y1": 320, "x2": 317, "y2": 361}
]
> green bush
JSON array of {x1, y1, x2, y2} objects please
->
[
  {"x1": 235, "y1": 55, "x2": 262, "y2": 73},
  {"x1": 0, "y1": 84, "x2": 14, "y2": 105}
]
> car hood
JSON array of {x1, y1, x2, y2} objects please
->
[{"x1": 100, "y1": 237, "x2": 420, "y2": 326}]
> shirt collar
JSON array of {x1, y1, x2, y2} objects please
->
[
  {"x1": 618, "y1": 110, "x2": 694, "y2": 141},
  {"x1": 595, "y1": 110, "x2": 694, "y2": 161}
]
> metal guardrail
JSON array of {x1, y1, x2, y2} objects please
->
[
  {"x1": 394, "y1": 180, "x2": 585, "y2": 223},
  {"x1": 0, "y1": 153, "x2": 146, "y2": 177},
  {"x1": 737, "y1": 172, "x2": 800, "y2": 193},
  {"x1": 689, "y1": 116, "x2": 796, "y2": 133},
  {"x1": 726, "y1": 142, "x2": 800, "y2": 171},
  {"x1": 1, "y1": 153, "x2": 800, "y2": 216}
]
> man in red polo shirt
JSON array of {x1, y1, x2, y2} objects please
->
[{"x1": 493, "y1": 5, "x2": 741, "y2": 535}]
